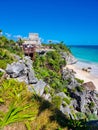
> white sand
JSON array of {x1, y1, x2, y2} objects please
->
[{"x1": 65, "y1": 64, "x2": 98, "y2": 90}]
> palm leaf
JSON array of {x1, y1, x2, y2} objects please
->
[{"x1": 0, "y1": 102, "x2": 36, "y2": 127}]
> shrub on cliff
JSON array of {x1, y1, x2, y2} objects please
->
[
  {"x1": 33, "y1": 49, "x2": 67, "y2": 93},
  {"x1": 0, "y1": 48, "x2": 15, "y2": 69},
  {"x1": 0, "y1": 35, "x2": 23, "y2": 69},
  {"x1": 42, "y1": 42, "x2": 71, "y2": 53},
  {"x1": 0, "y1": 35, "x2": 23, "y2": 56}
]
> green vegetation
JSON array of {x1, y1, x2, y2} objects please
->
[
  {"x1": 42, "y1": 42, "x2": 71, "y2": 53},
  {"x1": 75, "y1": 78, "x2": 84, "y2": 84},
  {"x1": 71, "y1": 85, "x2": 84, "y2": 93},
  {"x1": 0, "y1": 79, "x2": 37, "y2": 129},
  {"x1": 0, "y1": 78, "x2": 88, "y2": 129},
  {"x1": 76, "y1": 86, "x2": 84, "y2": 92},
  {"x1": 52, "y1": 96, "x2": 62, "y2": 109},
  {"x1": 63, "y1": 97, "x2": 71, "y2": 105},
  {"x1": 89, "y1": 101, "x2": 95, "y2": 109},
  {"x1": 76, "y1": 112, "x2": 86, "y2": 120},
  {"x1": 87, "y1": 114, "x2": 98, "y2": 121},
  {"x1": 0, "y1": 33, "x2": 23, "y2": 69},
  {"x1": 0, "y1": 34, "x2": 23, "y2": 56},
  {"x1": 0, "y1": 48, "x2": 15, "y2": 69},
  {"x1": 0, "y1": 79, "x2": 59, "y2": 129},
  {"x1": 0, "y1": 71, "x2": 4, "y2": 78},
  {"x1": 0, "y1": 102, "x2": 36, "y2": 127},
  {"x1": 0, "y1": 34, "x2": 95, "y2": 129},
  {"x1": 33, "y1": 49, "x2": 68, "y2": 93}
]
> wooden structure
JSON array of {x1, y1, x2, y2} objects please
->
[
  {"x1": 22, "y1": 33, "x2": 41, "y2": 60},
  {"x1": 22, "y1": 44, "x2": 36, "y2": 60}
]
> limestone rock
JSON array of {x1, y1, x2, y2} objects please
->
[
  {"x1": 23, "y1": 56, "x2": 33, "y2": 69},
  {"x1": 62, "y1": 68, "x2": 80, "y2": 89},
  {"x1": 61, "y1": 52, "x2": 77, "y2": 65},
  {"x1": 28, "y1": 70, "x2": 38, "y2": 84},
  {"x1": 33, "y1": 80, "x2": 46, "y2": 96},
  {"x1": 62, "y1": 68, "x2": 75, "y2": 80},
  {"x1": 17, "y1": 75, "x2": 29, "y2": 84},
  {"x1": 42, "y1": 93, "x2": 51, "y2": 101},
  {"x1": 56, "y1": 92, "x2": 67, "y2": 98},
  {"x1": 6, "y1": 56, "x2": 37, "y2": 84},
  {"x1": 83, "y1": 81, "x2": 96, "y2": 91},
  {"x1": 6, "y1": 62, "x2": 25, "y2": 78},
  {"x1": 13, "y1": 54, "x2": 21, "y2": 60}
]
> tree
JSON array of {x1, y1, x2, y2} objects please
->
[
  {"x1": 17, "y1": 38, "x2": 24, "y2": 46},
  {"x1": 0, "y1": 29, "x2": 2, "y2": 36}
]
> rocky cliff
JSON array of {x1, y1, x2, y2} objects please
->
[
  {"x1": 0, "y1": 41, "x2": 98, "y2": 129},
  {"x1": 5, "y1": 55, "x2": 98, "y2": 122}
]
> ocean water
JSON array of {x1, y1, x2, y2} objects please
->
[{"x1": 69, "y1": 45, "x2": 98, "y2": 77}]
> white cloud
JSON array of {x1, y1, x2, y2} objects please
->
[
  {"x1": 13, "y1": 35, "x2": 23, "y2": 39},
  {"x1": 5, "y1": 32, "x2": 11, "y2": 37}
]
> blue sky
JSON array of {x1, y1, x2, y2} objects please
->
[{"x1": 0, "y1": 0, "x2": 98, "y2": 45}]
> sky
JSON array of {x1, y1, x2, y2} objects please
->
[{"x1": 0, "y1": 0, "x2": 98, "y2": 45}]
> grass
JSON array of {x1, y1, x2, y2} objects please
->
[
  {"x1": 0, "y1": 79, "x2": 89, "y2": 129},
  {"x1": 0, "y1": 102, "x2": 36, "y2": 127},
  {"x1": 0, "y1": 79, "x2": 69, "y2": 129},
  {"x1": 0, "y1": 48, "x2": 15, "y2": 69},
  {"x1": 0, "y1": 79, "x2": 38, "y2": 129}
]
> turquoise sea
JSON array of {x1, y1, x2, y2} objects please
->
[{"x1": 69, "y1": 45, "x2": 98, "y2": 77}]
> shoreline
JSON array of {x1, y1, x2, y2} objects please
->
[{"x1": 65, "y1": 62, "x2": 98, "y2": 91}]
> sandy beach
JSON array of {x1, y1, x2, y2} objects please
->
[{"x1": 65, "y1": 63, "x2": 98, "y2": 91}]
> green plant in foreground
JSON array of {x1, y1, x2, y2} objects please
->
[
  {"x1": 0, "y1": 102, "x2": 36, "y2": 128},
  {"x1": 0, "y1": 79, "x2": 90, "y2": 129},
  {"x1": 0, "y1": 79, "x2": 38, "y2": 129}
]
